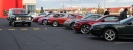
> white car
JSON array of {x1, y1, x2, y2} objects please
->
[{"x1": 28, "y1": 13, "x2": 39, "y2": 18}]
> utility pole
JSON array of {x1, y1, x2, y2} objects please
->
[
  {"x1": 104, "y1": 0, "x2": 105, "y2": 11},
  {"x1": 62, "y1": 3, "x2": 64, "y2": 13}
]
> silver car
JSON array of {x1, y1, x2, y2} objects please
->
[{"x1": 63, "y1": 14, "x2": 102, "y2": 29}]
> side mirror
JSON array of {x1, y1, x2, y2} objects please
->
[{"x1": 127, "y1": 22, "x2": 132, "y2": 25}]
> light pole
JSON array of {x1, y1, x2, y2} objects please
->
[{"x1": 104, "y1": 0, "x2": 105, "y2": 10}]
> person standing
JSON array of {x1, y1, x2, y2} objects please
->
[
  {"x1": 104, "y1": 8, "x2": 110, "y2": 15},
  {"x1": 118, "y1": 8, "x2": 128, "y2": 21}
]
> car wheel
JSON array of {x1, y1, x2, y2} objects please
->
[
  {"x1": 103, "y1": 29, "x2": 117, "y2": 41},
  {"x1": 52, "y1": 21, "x2": 59, "y2": 27},
  {"x1": 28, "y1": 23, "x2": 31, "y2": 27},
  {"x1": 70, "y1": 23, "x2": 75, "y2": 29},
  {"x1": 80, "y1": 25, "x2": 90, "y2": 34},
  {"x1": 9, "y1": 21, "x2": 11, "y2": 25},
  {"x1": 42, "y1": 20, "x2": 48, "y2": 25},
  {"x1": 22, "y1": 23, "x2": 25, "y2": 26},
  {"x1": 12, "y1": 22, "x2": 16, "y2": 27}
]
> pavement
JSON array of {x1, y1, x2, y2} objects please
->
[{"x1": 0, "y1": 18, "x2": 133, "y2": 50}]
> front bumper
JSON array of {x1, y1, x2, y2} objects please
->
[
  {"x1": 14, "y1": 20, "x2": 32, "y2": 23},
  {"x1": 90, "y1": 27, "x2": 103, "y2": 36},
  {"x1": 73, "y1": 23, "x2": 81, "y2": 32},
  {"x1": 63, "y1": 22, "x2": 71, "y2": 28}
]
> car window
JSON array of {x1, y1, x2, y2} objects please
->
[
  {"x1": 84, "y1": 15, "x2": 101, "y2": 20},
  {"x1": 104, "y1": 16, "x2": 118, "y2": 21},
  {"x1": 68, "y1": 14, "x2": 76, "y2": 19},
  {"x1": 13, "y1": 9, "x2": 27, "y2": 14}
]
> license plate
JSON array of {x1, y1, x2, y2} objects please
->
[{"x1": 22, "y1": 21, "x2": 25, "y2": 22}]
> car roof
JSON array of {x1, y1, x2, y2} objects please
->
[
  {"x1": 104, "y1": 14, "x2": 120, "y2": 17},
  {"x1": 9, "y1": 8, "x2": 26, "y2": 10}
]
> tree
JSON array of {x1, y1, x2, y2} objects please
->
[{"x1": 40, "y1": 7, "x2": 44, "y2": 13}]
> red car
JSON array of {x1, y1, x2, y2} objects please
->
[
  {"x1": 47, "y1": 13, "x2": 83, "y2": 27},
  {"x1": 73, "y1": 15, "x2": 119, "y2": 34}
]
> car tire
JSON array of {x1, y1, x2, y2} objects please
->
[
  {"x1": 12, "y1": 22, "x2": 16, "y2": 27},
  {"x1": 103, "y1": 29, "x2": 117, "y2": 41},
  {"x1": 52, "y1": 21, "x2": 59, "y2": 27},
  {"x1": 80, "y1": 24, "x2": 90, "y2": 34},
  {"x1": 42, "y1": 20, "x2": 48, "y2": 25},
  {"x1": 9, "y1": 21, "x2": 11, "y2": 25},
  {"x1": 28, "y1": 23, "x2": 31, "y2": 27},
  {"x1": 22, "y1": 23, "x2": 25, "y2": 26},
  {"x1": 70, "y1": 23, "x2": 75, "y2": 29}
]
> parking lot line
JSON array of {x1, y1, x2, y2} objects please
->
[
  {"x1": 8, "y1": 28, "x2": 15, "y2": 30},
  {"x1": 33, "y1": 28, "x2": 40, "y2": 30},
  {"x1": 21, "y1": 28, "x2": 28, "y2": 30},
  {"x1": 115, "y1": 42, "x2": 133, "y2": 44},
  {"x1": 44, "y1": 28, "x2": 47, "y2": 30},
  {"x1": 0, "y1": 28, "x2": 2, "y2": 30}
]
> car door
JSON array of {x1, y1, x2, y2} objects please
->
[
  {"x1": 57, "y1": 14, "x2": 66, "y2": 24},
  {"x1": 103, "y1": 16, "x2": 119, "y2": 22},
  {"x1": 120, "y1": 20, "x2": 133, "y2": 38}
]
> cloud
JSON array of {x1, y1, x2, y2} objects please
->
[{"x1": 36, "y1": 0, "x2": 133, "y2": 8}]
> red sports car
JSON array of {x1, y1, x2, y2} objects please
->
[
  {"x1": 47, "y1": 13, "x2": 83, "y2": 27},
  {"x1": 73, "y1": 15, "x2": 119, "y2": 34}
]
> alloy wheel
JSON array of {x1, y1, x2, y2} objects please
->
[
  {"x1": 12, "y1": 22, "x2": 16, "y2": 27},
  {"x1": 43, "y1": 20, "x2": 48, "y2": 25},
  {"x1": 53, "y1": 21, "x2": 58, "y2": 27},
  {"x1": 80, "y1": 25, "x2": 90, "y2": 34},
  {"x1": 103, "y1": 29, "x2": 116, "y2": 41},
  {"x1": 70, "y1": 23, "x2": 75, "y2": 29}
]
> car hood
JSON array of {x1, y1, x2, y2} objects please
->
[
  {"x1": 14, "y1": 14, "x2": 31, "y2": 17},
  {"x1": 39, "y1": 17, "x2": 50, "y2": 19},
  {"x1": 77, "y1": 19, "x2": 96, "y2": 22},
  {"x1": 93, "y1": 22, "x2": 120, "y2": 25},
  {"x1": 65, "y1": 19, "x2": 82, "y2": 22}
]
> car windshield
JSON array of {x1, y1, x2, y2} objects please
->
[
  {"x1": 68, "y1": 14, "x2": 76, "y2": 19},
  {"x1": 83, "y1": 15, "x2": 101, "y2": 20},
  {"x1": 47, "y1": 14, "x2": 54, "y2": 17},
  {"x1": 13, "y1": 9, "x2": 27, "y2": 14},
  {"x1": 119, "y1": 17, "x2": 133, "y2": 24}
]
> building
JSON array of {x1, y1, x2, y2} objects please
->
[
  {"x1": 0, "y1": 0, "x2": 23, "y2": 18},
  {"x1": 23, "y1": 0, "x2": 36, "y2": 13},
  {"x1": 0, "y1": 0, "x2": 36, "y2": 18}
]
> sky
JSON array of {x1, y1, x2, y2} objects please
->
[{"x1": 36, "y1": 0, "x2": 133, "y2": 9}]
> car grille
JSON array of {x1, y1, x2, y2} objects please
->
[{"x1": 21, "y1": 17, "x2": 26, "y2": 20}]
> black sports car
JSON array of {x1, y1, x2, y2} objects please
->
[{"x1": 90, "y1": 17, "x2": 133, "y2": 41}]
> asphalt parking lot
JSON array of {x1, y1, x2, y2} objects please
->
[{"x1": 0, "y1": 18, "x2": 133, "y2": 50}]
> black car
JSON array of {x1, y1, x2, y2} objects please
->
[
  {"x1": 7, "y1": 8, "x2": 32, "y2": 27},
  {"x1": 90, "y1": 17, "x2": 133, "y2": 41}
]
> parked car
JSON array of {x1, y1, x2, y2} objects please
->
[
  {"x1": 90, "y1": 16, "x2": 133, "y2": 41},
  {"x1": 64, "y1": 14, "x2": 102, "y2": 29},
  {"x1": 28, "y1": 12, "x2": 38, "y2": 21},
  {"x1": 33, "y1": 13, "x2": 47, "y2": 22},
  {"x1": 7, "y1": 8, "x2": 32, "y2": 27},
  {"x1": 73, "y1": 15, "x2": 119, "y2": 34},
  {"x1": 47, "y1": 13, "x2": 83, "y2": 27},
  {"x1": 38, "y1": 14, "x2": 55, "y2": 25}
]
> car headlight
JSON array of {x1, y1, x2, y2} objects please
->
[
  {"x1": 16, "y1": 17, "x2": 21, "y2": 20},
  {"x1": 26, "y1": 17, "x2": 31, "y2": 20}
]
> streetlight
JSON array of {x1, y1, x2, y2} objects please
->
[{"x1": 104, "y1": 0, "x2": 105, "y2": 10}]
